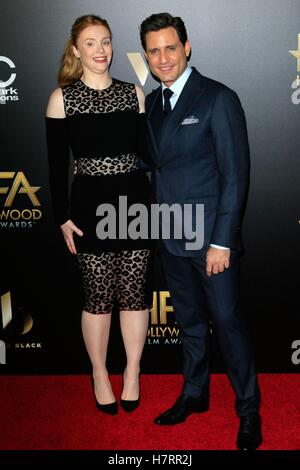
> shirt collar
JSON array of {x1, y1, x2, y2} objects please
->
[{"x1": 161, "y1": 65, "x2": 193, "y2": 97}]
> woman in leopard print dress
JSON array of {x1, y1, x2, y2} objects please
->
[{"x1": 46, "y1": 15, "x2": 152, "y2": 415}]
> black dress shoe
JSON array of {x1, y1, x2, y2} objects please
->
[
  {"x1": 236, "y1": 414, "x2": 263, "y2": 450},
  {"x1": 120, "y1": 397, "x2": 140, "y2": 412},
  {"x1": 154, "y1": 394, "x2": 209, "y2": 425}
]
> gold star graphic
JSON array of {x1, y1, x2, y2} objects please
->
[{"x1": 289, "y1": 34, "x2": 300, "y2": 71}]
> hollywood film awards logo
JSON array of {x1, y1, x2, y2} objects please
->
[
  {"x1": 0, "y1": 56, "x2": 19, "y2": 103},
  {"x1": 289, "y1": 35, "x2": 300, "y2": 105},
  {"x1": 147, "y1": 291, "x2": 181, "y2": 345},
  {"x1": 0, "y1": 171, "x2": 42, "y2": 228}
]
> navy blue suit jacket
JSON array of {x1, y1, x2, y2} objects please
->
[{"x1": 145, "y1": 67, "x2": 250, "y2": 257}]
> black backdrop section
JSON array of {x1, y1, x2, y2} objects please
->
[{"x1": 0, "y1": 0, "x2": 299, "y2": 373}]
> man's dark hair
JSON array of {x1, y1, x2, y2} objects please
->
[{"x1": 140, "y1": 12, "x2": 188, "y2": 50}]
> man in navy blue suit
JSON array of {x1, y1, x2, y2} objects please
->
[{"x1": 140, "y1": 12, "x2": 262, "y2": 450}]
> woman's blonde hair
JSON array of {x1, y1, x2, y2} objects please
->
[{"x1": 58, "y1": 14, "x2": 112, "y2": 87}]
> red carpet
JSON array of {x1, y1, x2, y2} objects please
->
[{"x1": 0, "y1": 374, "x2": 299, "y2": 450}]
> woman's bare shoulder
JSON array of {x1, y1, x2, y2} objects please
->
[{"x1": 46, "y1": 87, "x2": 65, "y2": 118}]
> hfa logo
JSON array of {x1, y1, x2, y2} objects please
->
[
  {"x1": 147, "y1": 291, "x2": 181, "y2": 345},
  {"x1": 0, "y1": 171, "x2": 42, "y2": 227},
  {"x1": 289, "y1": 34, "x2": 300, "y2": 104},
  {"x1": 0, "y1": 56, "x2": 19, "y2": 103}
]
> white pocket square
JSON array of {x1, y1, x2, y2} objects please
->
[{"x1": 181, "y1": 116, "x2": 199, "y2": 125}]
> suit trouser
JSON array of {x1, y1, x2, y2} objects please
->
[{"x1": 160, "y1": 249, "x2": 260, "y2": 416}]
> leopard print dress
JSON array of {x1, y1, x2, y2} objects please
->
[{"x1": 60, "y1": 78, "x2": 152, "y2": 314}]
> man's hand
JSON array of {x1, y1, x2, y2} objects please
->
[
  {"x1": 60, "y1": 219, "x2": 83, "y2": 255},
  {"x1": 206, "y1": 246, "x2": 230, "y2": 277}
]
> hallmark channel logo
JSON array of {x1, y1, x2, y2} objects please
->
[
  {"x1": 0, "y1": 291, "x2": 41, "y2": 354},
  {"x1": 0, "y1": 171, "x2": 42, "y2": 228},
  {"x1": 0, "y1": 291, "x2": 33, "y2": 336},
  {"x1": 146, "y1": 291, "x2": 181, "y2": 345},
  {"x1": 289, "y1": 34, "x2": 300, "y2": 105},
  {"x1": 0, "y1": 56, "x2": 19, "y2": 104}
]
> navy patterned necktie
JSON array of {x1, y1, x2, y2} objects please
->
[{"x1": 163, "y1": 88, "x2": 174, "y2": 116}]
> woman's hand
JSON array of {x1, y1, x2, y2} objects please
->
[{"x1": 60, "y1": 219, "x2": 83, "y2": 254}]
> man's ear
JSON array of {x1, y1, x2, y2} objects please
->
[{"x1": 185, "y1": 40, "x2": 191, "y2": 58}]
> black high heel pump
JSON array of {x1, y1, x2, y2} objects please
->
[
  {"x1": 120, "y1": 374, "x2": 140, "y2": 412},
  {"x1": 120, "y1": 396, "x2": 140, "y2": 412},
  {"x1": 91, "y1": 377, "x2": 118, "y2": 415}
]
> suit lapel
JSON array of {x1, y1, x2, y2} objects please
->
[{"x1": 159, "y1": 69, "x2": 205, "y2": 156}]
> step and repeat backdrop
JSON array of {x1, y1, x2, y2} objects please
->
[{"x1": 0, "y1": 0, "x2": 299, "y2": 373}]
